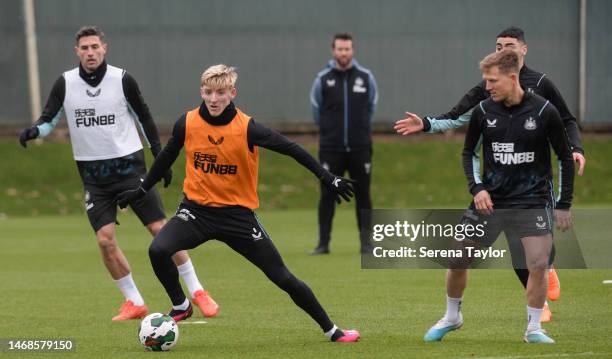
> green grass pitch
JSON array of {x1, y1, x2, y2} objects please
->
[{"x1": 1, "y1": 209, "x2": 611, "y2": 358}]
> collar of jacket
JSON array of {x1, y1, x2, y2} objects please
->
[
  {"x1": 326, "y1": 58, "x2": 361, "y2": 72},
  {"x1": 79, "y1": 60, "x2": 107, "y2": 87},
  {"x1": 198, "y1": 101, "x2": 237, "y2": 126}
]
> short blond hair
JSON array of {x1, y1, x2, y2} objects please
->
[
  {"x1": 479, "y1": 49, "x2": 519, "y2": 75},
  {"x1": 200, "y1": 64, "x2": 237, "y2": 89}
]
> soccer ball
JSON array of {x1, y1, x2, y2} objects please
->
[{"x1": 138, "y1": 313, "x2": 179, "y2": 351}]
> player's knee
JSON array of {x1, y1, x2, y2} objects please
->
[
  {"x1": 148, "y1": 240, "x2": 171, "y2": 261},
  {"x1": 271, "y1": 270, "x2": 298, "y2": 291},
  {"x1": 98, "y1": 239, "x2": 116, "y2": 252},
  {"x1": 527, "y1": 255, "x2": 550, "y2": 272},
  {"x1": 96, "y1": 229, "x2": 117, "y2": 252}
]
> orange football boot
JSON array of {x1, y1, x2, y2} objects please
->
[
  {"x1": 112, "y1": 300, "x2": 148, "y2": 321},
  {"x1": 192, "y1": 290, "x2": 219, "y2": 317},
  {"x1": 547, "y1": 268, "x2": 560, "y2": 301}
]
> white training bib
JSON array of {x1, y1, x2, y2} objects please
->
[{"x1": 63, "y1": 65, "x2": 143, "y2": 160}]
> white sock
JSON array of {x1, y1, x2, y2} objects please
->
[
  {"x1": 173, "y1": 298, "x2": 190, "y2": 311},
  {"x1": 444, "y1": 296, "x2": 462, "y2": 322},
  {"x1": 527, "y1": 306, "x2": 543, "y2": 332},
  {"x1": 176, "y1": 259, "x2": 204, "y2": 297},
  {"x1": 114, "y1": 273, "x2": 145, "y2": 306},
  {"x1": 324, "y1": 325, "x2": 338, "y2": 339}
]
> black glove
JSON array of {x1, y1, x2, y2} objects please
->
[
  {"x1": 320, "y1": 171, "x2": 355, "y2": 204},
  {"x1": 19, "y1": 126, "x2": 39, "y2": 148},
  {"x1": 162, "y1": 168, "x2": 172, "y2": 188},
  {"x1": 115, "y1": 187, "x2": 147, "y2": 209}
]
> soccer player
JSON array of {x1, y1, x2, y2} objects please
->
[
  {"x1": 395, "y1": 26, "x2": 581, "y2": 320},
  {"x1": 115, "y1": 64, "x2": 361, "y2": 342},
  {"x1": 18, "y1": 26, "x2": 219, "y2": 320},
  {"x1": 309, "y1": 32, "x2": 378, "y2": 255},
  {"x1": 423, "y1": 50, "x2": 574, "y2": 343}
]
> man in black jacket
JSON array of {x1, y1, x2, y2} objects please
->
[{"x1": 310, "y1": 32, "x2": 378, "y2": 255}]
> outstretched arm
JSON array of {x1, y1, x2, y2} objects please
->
[
  {"x1": 420, "y1": 81, "x2": 487, "y2": 133},
  {"x1": 427, "y1": 109, "x2": 473, "y2": 133},
  {"x1": 394, "y1": 109, "x2": 473, "y2": 136},
  {"x1": 394, "y1": 112, "x2": 425, "y2": 135},
  {"x1": 394, "y1": 81, "x2": 485, "y2": 137},
  {"x1": 247, "y1": 119, "x2": 354, "y2": 203}
]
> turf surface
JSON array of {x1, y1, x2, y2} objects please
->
[{"x1": 1, "y1": 210, "x2": 611, "y2": 358}]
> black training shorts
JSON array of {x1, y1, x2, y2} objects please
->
[
  {"x1": 153, "y1": 198, "x2": 272, "y2": 255},
  {"x1": 461, "y1": 202, "x2": 554, "y2": 248},
  {"x1": 83, "y1": 176, "x2": 165, "y2": 232}
]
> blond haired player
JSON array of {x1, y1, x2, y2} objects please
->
[{"x1": 116, "y1": 64, "x2": 360, "y2": 342}]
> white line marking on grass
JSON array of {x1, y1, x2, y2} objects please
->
[
  {"x1": 603, "y1": 280, "x2": 612, "y2": 284},
  {"x1": 180, "y1": 320, "x2": 207, "y2": 324},
  {"x1": 460, "y1": 352, "x2": 603, "y2": 359}
]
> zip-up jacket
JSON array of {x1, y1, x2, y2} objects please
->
[
  {"x1": 463, "y1": 92, "x2": 574, "y2": 209},
  {"x1": 310, "y1": 59, "x2": 378, "y2": 152}
]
